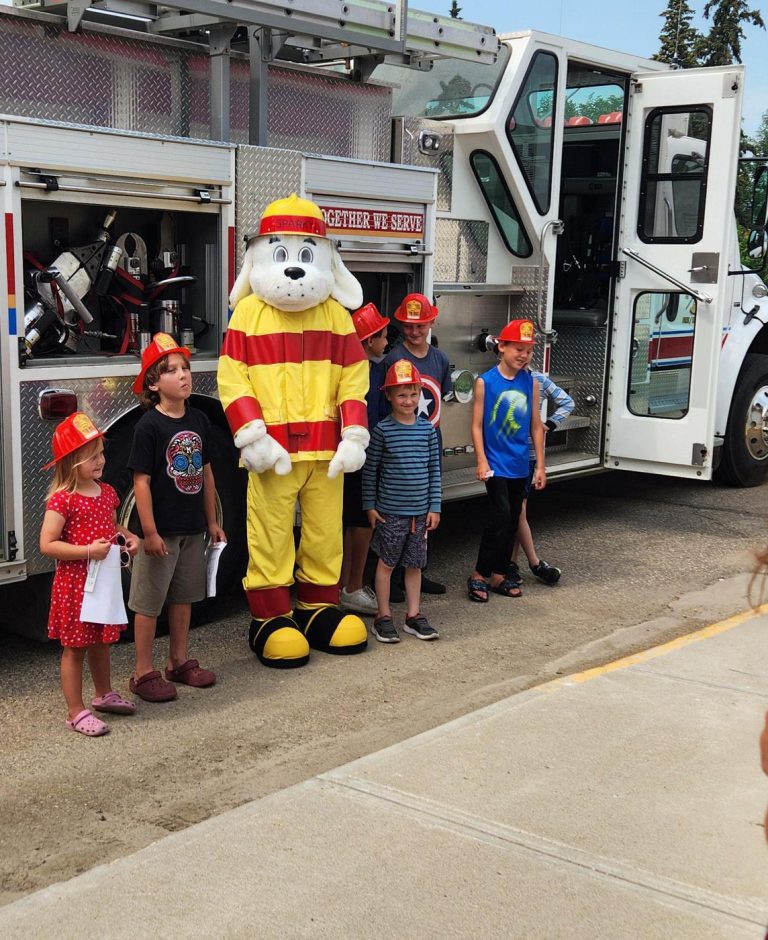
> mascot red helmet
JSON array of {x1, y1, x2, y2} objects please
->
[
  {"x1": 133, "y1": 332, "x2": 190, "y2": 394},
  {"x1": 42, "y1": 412, "x2": 104, "y2": 469},
  {"x1": 380, "y1": 358, "x2": 423, "y2": 389},
  {"x1": 393, "y1": 293, "x2": 438, "y2": 324},
  {"x1": 497, "y1": 319, "x2": 536, "y2": 345},
  {"x1": 352, "y1": 303, "x2": 390, "y2": 342}
]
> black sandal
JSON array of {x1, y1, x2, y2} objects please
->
[
  {"x1": 467, "y1": 577, "x2": 489, "y2": 603},
  {"x1": 489, "y1": 577, "x2": 522, "y2": 598}
]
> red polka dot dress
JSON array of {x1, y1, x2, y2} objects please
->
[{"x1": 47, "y1": 483, "x2": 125, "y2": 648}]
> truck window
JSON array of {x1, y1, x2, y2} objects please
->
[
  {"x1": 505, "y1": 51, "x2": 558, "y2": 214},
  {"x1": 470, "y1": 150, "x2": 533, "y2": 257},
  {"x1": 379, "y1": 45, "x2": 510, "y2": 120},
  {"x1": 638, "y1": 107, "x2": 712, "y2": 243},
  {"x1": 628, "y1": 290, "x2": 697, "y2": 418}
]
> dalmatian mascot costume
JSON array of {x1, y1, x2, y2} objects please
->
[{"x1": 218, "y1": 194, "x2": 370, "y2": 667}]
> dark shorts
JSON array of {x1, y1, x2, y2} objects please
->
[
  {"x1": 371, "y1": 513, "x2": 428, "y2": 569},
  {"x1": 342, "y1": 469, "x2": 368, "y2": 528},
  {"x1": 523, "y1": 459, "x2": 536, "y2": 499}
]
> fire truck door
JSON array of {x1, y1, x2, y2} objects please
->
[{"x1": 606, "y1": 65, "x2": 743, "y2": 479}]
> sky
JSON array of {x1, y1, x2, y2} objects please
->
[{"x1": 413, "y1": 0, "x2": 767, "y2": 137}]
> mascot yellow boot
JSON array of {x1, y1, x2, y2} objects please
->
[{"x1": 218, "y1": 194, "x2": 369, "y2": 667}]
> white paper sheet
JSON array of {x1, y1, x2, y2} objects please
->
[
  {"x1": 79, "y1": 544, "x2": 128, "y2": 625},
  {"x1": 206, "y1": 541, "x2": 227, "y2": 597}
]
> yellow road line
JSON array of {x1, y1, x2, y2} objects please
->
[{"x1": 541, "y1": 602, "x2": 768, "y2": 692}]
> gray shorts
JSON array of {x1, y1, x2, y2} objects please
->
[
  {"x1": 371, "y1": 513, "x2": 428, "y2": 569},
  {"x1": 128, "y1": 533, "x2": 206, "y2": 617}
]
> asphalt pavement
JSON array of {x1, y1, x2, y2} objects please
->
[{"x1": 2, "y1": 598, "x2": 766, "y2": 939}]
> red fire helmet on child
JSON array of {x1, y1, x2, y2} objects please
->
[
  {"x1": 380, "y1": 358, "x2": 423, "y2": 389},
  {"x1": 497, "y1": 319, "x2": 536, "y2": 345},
  {"x1": 392, "y1": 293, "x2": 438, "y2": 324},
  {"x1": 351, "y1": 303, "x2": 390, "y2": 342},
  {"x1": 133, "y1": 332, "x2": 190, "y2": 394},
  {"x1": 42, "y1": 412, "x2": 105, "y2": 469}
]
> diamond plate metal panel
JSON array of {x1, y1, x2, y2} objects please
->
[
  {"x1": 235, "y1": 147, "x2": 303, "y2": 262},
  {"x1": 0, "y1": 10, "x2": 393, "y2": 156},
  {"x1": 21, "y1": 371, "x2": 218, "y2": 575},
  {"x1": 549, "y1": 324, "x2": 608, "y2": 455},
  {"x1": 395, "y1": 118, "x2": 454, "y2": 211},
  {"x1": 434, "y1": 219, "x2": 488, "y2": 282},
  {"x1": 231, "y1": 63, "x2": 392, "y2": 159}
]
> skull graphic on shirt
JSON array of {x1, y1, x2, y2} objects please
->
[{"x1": 166, "y1": 430, "x2": 203, "y2": 494}]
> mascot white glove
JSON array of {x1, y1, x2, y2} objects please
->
[
  {"x1": 234, "y1": 420, "x2": 292, "y2": 476},
  {"x1": 327, "y1": 426, "x2": 370, "y2": 479}
]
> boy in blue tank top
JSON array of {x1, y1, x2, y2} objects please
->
[{"x1": 467, "y1": 319, "x2": 546, "y2": 602}]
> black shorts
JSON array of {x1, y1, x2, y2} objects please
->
[{"x1": 342, "y1": 469, "x2": 369, "y2": 528}]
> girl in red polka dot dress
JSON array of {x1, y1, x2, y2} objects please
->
[{"x1": 40, "y1": 413, "x2": 140, "y2": 737}]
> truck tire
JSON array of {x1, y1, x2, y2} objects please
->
[
  {"x1": 102, "y1": 413, "x2": 248, "y2": 607},
  {"x1": 715, "y1": 353, "x2": 768, "y2": 487}
]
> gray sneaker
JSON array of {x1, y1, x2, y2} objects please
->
[
  {"x1": 403, "y1": 612, "x2": 439, "y2": 641},
  {"x1": 340, "y1": 585, "x2": 378, "y2": 615},
  {"x1": 372, "y1": 616, "x2": 400, "y2": 643}
]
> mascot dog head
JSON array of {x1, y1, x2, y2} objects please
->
[{"x1": 229, "y1": 193, "x2": 362, "y2": 313}]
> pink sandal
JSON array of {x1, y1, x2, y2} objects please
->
[
  {"x1": 91, "y1": 691, "x2": 136, "y2": 715},
  {"x1": 66, "y1": 709, "x2": 110, "y2": 737}
]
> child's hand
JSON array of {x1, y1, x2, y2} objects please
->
[
  {"x1": 143, "y1": 532, "x2": 168, "y2": 557},
  {"x1": 208, "y1": 523, "x2": 227, "y2": 544},
  {"x1": 476, "y1": 460, "x2": 492, "y2": 482},
  {"x1": 121, "y1": 532, "x2": 140, "y2": 557},
  {"x1": 89, "y1": 538, "x2": 112, "y2": 561},
  {"x1": 533, "y1": 467, "x2": 546, "y2": 490},
  {"x1": 367, "y1": 509, "x2": 385, "y2": 529},
  {"x1": 426, "y1": 512, "x2": 441, "y2": 531}
]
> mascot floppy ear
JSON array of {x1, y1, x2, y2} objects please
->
[
  {"x1": 330, "y1": 244, "x2": 364, "y2": 311},
  {"x1": 229, "y1": 241, "x2": 255, "y2": 309}
]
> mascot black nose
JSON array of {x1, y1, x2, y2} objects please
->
[{"x1": 284, "y1": 266, "x2": 305, "y2": 281}]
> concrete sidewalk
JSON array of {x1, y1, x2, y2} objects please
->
[{"x1": 3, "y1": 609, "x2": 768, "y2": 939}]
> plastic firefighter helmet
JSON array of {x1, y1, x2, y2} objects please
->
[
  {"x1": 380, "y1": 358, "x2": 423, "y2": 389},
  {"x1": 133, "y1": 332, "x2": 190, "y2": 394},
  {"x1": 352, "y1": 303, "x2": 390, "y2": 342},
  {"x1": 497, "y1": 319, "x2": 536, "y2": 345},
  {"x1": 392, "y1": 293, "x2": 438, "y2": 324},
  {"x1": 42, "y1": 412, "x2": 105, "y2": 469},
  {"x1": 256, "y1": 193, "x2": 328, "y2": 239}
]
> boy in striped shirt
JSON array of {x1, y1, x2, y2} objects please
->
[{"x1": 362, "y1": 360, "x2": 442, "y2": 643}]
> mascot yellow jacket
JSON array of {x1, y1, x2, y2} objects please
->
[{"x1": 218, "y1": 295, "x2": 369, "y2": 461}]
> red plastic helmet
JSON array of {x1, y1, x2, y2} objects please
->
[
  {"x1": 497, "y1": 319, "x2": 536, "y2": 345},
  {"x1": 42, "y1": 412, "x2": 105, "y2": 470},
  {"x1": 392, "y1": 293, "x2": 438, "y2": 324},
  {"x1": 133, "y1": 332, "x2": 190, "y2": 394},
  {"x1": 351, "y1": 303, "x2": 390, "y2": 342},
  {"x1": 380, "y1": 358, "x2": 423, "y2": 389}
]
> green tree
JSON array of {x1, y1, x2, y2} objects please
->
[
  {"x1": 653, "y1": 0, "x2": 702, "y2": 67},
  {"x1": 700, "y1": 0, "x2": 765, "y2": 66},
  {"x1": 449, "y1": 1, "x2": 462, "y2": 18}
]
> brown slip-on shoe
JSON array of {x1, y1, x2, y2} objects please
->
[
  {"x1": 164, "y1": 659, "x2": 216, "y2": 688},
  {"x1": 129, "y1": 670, "x2": 178, "y2": 702}
]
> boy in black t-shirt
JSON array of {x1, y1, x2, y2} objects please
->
[{"x1": 127, "y1": 333, "x2": 226, "y2": 703}]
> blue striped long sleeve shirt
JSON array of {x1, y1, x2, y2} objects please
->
[
  {"x1": 529, "y1": 371, "x2": 575, "y2": 459},
  {"x1": 362, "y1": 415, "x2": 442, "y2": 515}
]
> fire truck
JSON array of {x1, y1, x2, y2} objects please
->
[{"x1": 0, "y1": 0, "x2": 766, "y2": 636}]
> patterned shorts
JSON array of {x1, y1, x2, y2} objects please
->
[{"x1": 371, "y1": 513, "x2": 428, "y2": 569}]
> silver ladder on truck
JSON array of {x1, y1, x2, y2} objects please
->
[{"x1": 24, "y1": 0, "x2": 500, "y2": 141}]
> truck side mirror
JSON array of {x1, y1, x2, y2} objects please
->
[
  {"x1": 747, "y1": 227, "x2": 768, "y2": 260},
  {"x1": 750, "y1": 164, "x2": 768, "y2": 229}
]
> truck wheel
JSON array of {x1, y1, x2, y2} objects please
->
[
  {"x1": 102, "y1": 417, "x2": 248, "y2": 605},
  {"x1": 715, "y1": 353, "x2": 768, "y2": 487}
]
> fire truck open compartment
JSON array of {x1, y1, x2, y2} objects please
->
[{"x1": 19, "y1": 194, "x2": 223, "y2": 364}]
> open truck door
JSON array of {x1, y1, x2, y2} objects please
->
[{"x1": 606, "y1": 65, "x2": 743, "y2": 479}]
